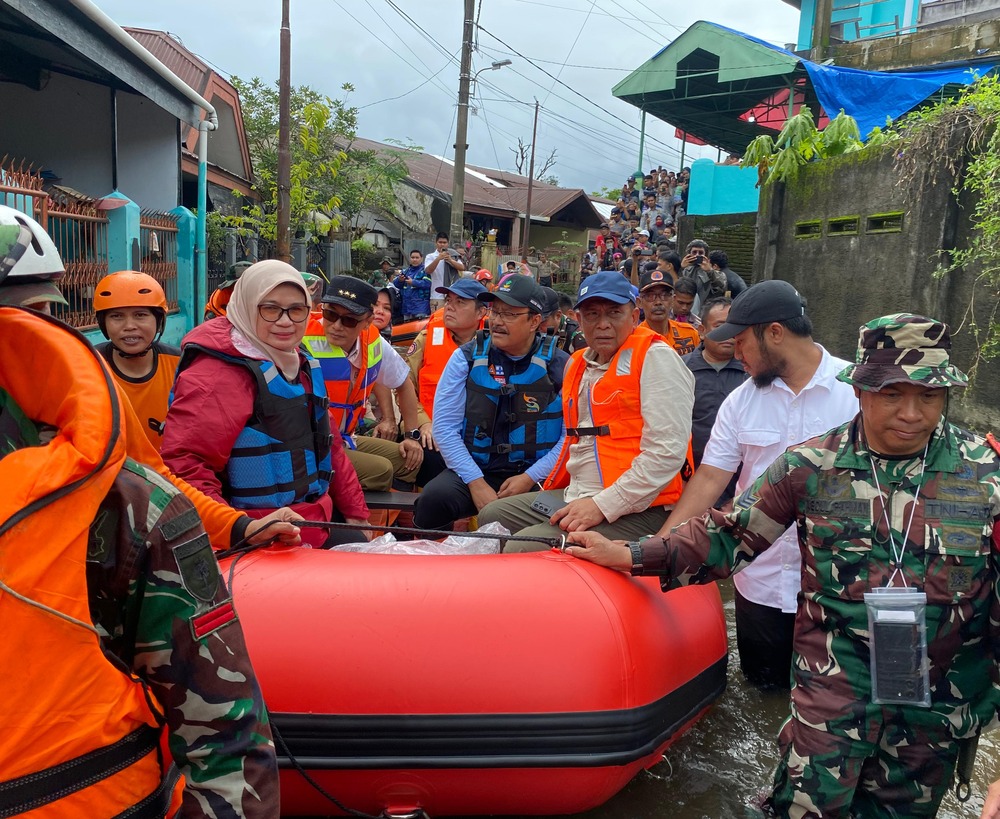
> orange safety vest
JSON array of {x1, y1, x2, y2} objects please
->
[
  {"x1": 302, "y1": 319, "x2": 383, "y2": 438},
  {"x1": 544, "y1": 325, "x2": 693, "y2": 507},
  {"x1": 417, "y1": 309, "x2": 486, "y2": 418},
  {"x1": 0, "y1": 307, "x2": 182, "y2": 817},
  {"x1": 641, "y1": 318, "x2": 700, "y2": 357}
]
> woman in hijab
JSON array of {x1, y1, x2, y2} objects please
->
[{"x1": 162, "y1": 260, "x2": 369, "y2": 547}]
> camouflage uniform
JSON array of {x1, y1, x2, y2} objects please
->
[
  {"x1": 635, "y1": 315, "x2": 1000, "y2": 817},
  {"x1": 1, "y1": 389, "x2": 279, "y2": 817}
]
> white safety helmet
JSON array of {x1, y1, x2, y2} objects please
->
[{"x1": 0, "y1": 205, "x2": 65, "y2": 279}]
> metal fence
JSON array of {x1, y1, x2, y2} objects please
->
[
  {"x1": 139, "y1": 210, "x2": 180, "y2": 312},
  {"x1": 48, "y1": 202, "x2": 109, "y2": 329}
]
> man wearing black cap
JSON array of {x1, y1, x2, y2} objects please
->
[
  {"x1": 302, "y1": 275, "x2": 426, "y2": 493},
  {"x1": 479, "y1": 270, "x2": 695, "y2": 550},
  {"x1": 412, "y1": 276, "x2": 569, "y2": 530},
  {"x1": 656, "y1": 280, "x2": 857, "y2": 689}
]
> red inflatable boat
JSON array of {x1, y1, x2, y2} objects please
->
[{"x1": 224, "y1": 546, "x2": 727, "y2": 817}]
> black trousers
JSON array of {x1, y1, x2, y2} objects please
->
[
  {"x1": 734, "y1": 586, "x2": 796, "y2": 690},
  {"x1": 412, "y1": 468, "x2": 514, "y2": 531}
]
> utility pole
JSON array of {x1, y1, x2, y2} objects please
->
[
  {"x1": 449, "y1": 0, "x2": 476, "y2": 247},
  {"x1": 811, "y1": 0, "x2": 833, "y2": 62},
  {"x1": 520, "y1": 99, "x2": 539, "y2": 259},
  {"x1": 276, "y1": 0, "x2": 292, "y2": 261}
]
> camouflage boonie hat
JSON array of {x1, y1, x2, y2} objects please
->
[
  {"x1": 221, "y1": 260, "x2": 254, "y2": 288},
  {"x1": 837, "y1": 313, "x2": 968, "y2": 391},
  {"x1": 0, "y1": 224, "x2": 30, "y2": 284}
]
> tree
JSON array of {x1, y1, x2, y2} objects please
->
[
  {"x1": 741, "y1": 108, "x2": 862, "y2": 187},
  {"x1": 230, "y1": 77, "x2": 412, "y2": 244},
  {"x1": 510, "y1": 137, "x2": 558, "y2": 183}
]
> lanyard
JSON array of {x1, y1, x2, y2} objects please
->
[{"x1": 868, "y1": 442, "x2": 928, "y2": 588}]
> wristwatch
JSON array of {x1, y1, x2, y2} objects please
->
[
  {"x1": 406, "y1": 428, "x2": 422, "y2": 440},
  {"x1": 627, "y1": 541, "x2": 644, "y2": 576}
]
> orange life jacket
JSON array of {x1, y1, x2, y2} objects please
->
[
  {"x1": 0, "y1": 307, "x2": 182, "y2": 817},
  {"x1": 544, "y1": 325, "x2": 693, "y2": 507},
  {"x1": 417, "y1": 309, "x2": 486, "y2": 419}
]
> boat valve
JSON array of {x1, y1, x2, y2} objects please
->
[{"x1": 381, "y1": 809, "x2": 429, "y2": 819}]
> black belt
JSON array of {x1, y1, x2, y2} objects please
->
[
  {"x1": 0, "y1": 725, "x2": 168, "y2": 818},
  {"x1": 566, "y1": 425, "x2": 610, "y2": 437}
]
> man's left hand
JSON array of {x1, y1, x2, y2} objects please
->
[
  {"x1": 550, "y1": 497, "x2": 605, "y2": 532},
  {"x1": 398, "y1": 438, "x2": 424, "y2": 471},
  {"x1": 373, "y1": 419, "x2": 398, "y2": 440},
  {"x1": 497, "y1": 473, "x2": 536, "y2": 499},
  {"x1": 564, "y1": 531, "x2": 631, "y2": 571}
]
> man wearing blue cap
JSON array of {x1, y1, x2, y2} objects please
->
[
  {"x1": 479, "y1": 270, "x2": 695, "y2": 550},
  {"x1": 412, "y1": 276, "x2": 569, "y2": 530}
]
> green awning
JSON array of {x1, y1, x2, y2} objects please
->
[{"x1": 613, "y1": 21, "x2": 816, "y2": 155}]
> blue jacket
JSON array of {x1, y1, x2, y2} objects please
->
[{"x1": 394, "y1": 266, "x2": 431, "y2": 316}]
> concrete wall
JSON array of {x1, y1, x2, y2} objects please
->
[
  {"x1": 0, "y1": 75, "x2": 179, "y2": 209},
  {"x1": 796, "y1": 0, "x2": 919, "y2": 49},
  {"x1": 687, "y1": 158, "x2": 760, "y2": 216},
  {"x1": 920, "y1": 0, "x2": 1000, "y2": 28},
  {"x1": 754, "y1": 146, "x2": 1000, "y2": 431},
  {"x1": 829, "y1": 16, "x2": 1000, "y2": 69}
]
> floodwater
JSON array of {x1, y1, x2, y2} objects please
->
[{"x1": 468, "y1": 581, "x2": 999, "y2": 819}]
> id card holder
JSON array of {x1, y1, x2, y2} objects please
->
[{"x1": 864, "y1": 587, "x2": 930, "y2": 707}]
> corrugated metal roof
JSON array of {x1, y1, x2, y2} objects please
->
[
  {"x1": 349, "y1": 137, "x2": 603, "y2": 227},
  {"x1": 125, "y1": 28, "x2": 211, "y2": 97}
]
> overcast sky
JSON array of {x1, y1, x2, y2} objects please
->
[{"x1": 94, "y1": 0, "x2": 801, "y2": 192}]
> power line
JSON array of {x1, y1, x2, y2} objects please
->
[
  {"x1": 359, "y1": 47, "x2": 462, "y2": 109},
  {"x1": 540, "y1": 0, "x2": 597, "y2": 107}
]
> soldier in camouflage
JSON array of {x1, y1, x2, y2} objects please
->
[
  {"x1": 567, "y1": 313, "x2": 1000, "y2": 817},
  {"x1": 0, "y1": 220, "x2": 279, "y2": 816}
]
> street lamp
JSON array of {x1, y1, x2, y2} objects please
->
[{"x1": 448, "y1": 35, "x2": 512, "y2": 247}]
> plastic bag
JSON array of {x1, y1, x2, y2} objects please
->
[{"x1": 330, "y1": 521, "x2": 511, "y2": 555}]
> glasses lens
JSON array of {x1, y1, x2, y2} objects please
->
[
  {"x1": 322, "y1": 309, "x2": 361, "y2": 329},
  {"x1": 259, "y1": 304, "x2": 309, "y2": 323}
]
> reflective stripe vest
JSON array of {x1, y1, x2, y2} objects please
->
[
  {"x1": 0, "y1": 307, "x2": 183, "y2": 817},
  {"x1": 175, "y1": 344, "x2": 332, "y2": 510},
  {"x1": 302, "y1": 324, "x2": 383, "y2": 446},
  {"x1": 462, "y1": 331, "x2": 563, "y2": 472},
  {"x1": 544, "y1": 325, "x2": 693, "y2": 506},
  {"x1": 418, "y1": 308, "x2": 486, "y2": 419}
]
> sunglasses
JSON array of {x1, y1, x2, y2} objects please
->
[{"x1": 321, "y1": 308, "x2": 366, "y2": 329}]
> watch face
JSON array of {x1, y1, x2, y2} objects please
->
[{"x1": 409, "y1": 430, "x2": 421, "y2": 440}]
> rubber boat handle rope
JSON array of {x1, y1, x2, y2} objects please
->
[{"x1": 218, "y1": 519, "x2": 566, "y2": 559}]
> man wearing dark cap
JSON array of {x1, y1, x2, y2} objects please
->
[
  {"x1": 637, "y1": 264, "x2": 700, "y2": 356},
  {"x1": 566, "y1": 313, "x2": 1000, "y2": 818},
  {"x1": 302, "y1": 275, "x2": 426, "y2": 492},
  {"x1": 479, "y1": 270, "x2": 695, "y2": 550},
  {"x1": 662, "y1": 280, "x2": 857, "y2": 689},
  {"x1": 413, "y1": 276, "x2": 569, "y2": 530}
]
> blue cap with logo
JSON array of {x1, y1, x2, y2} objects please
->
[
  {"x1": 575, "y1": 270, "x2": 635, "y2": 308},
  {"x1": 435, "y1": 278, "x2": 487, "y2": 300}
]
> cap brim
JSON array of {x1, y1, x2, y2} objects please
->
[
  {"x1": 575, "y1": 292, "x2": 634, "y2": 308},
  {"x1": 0, "y1": 281, "x2": 69, "y2": 307},
  {"x1": 479, "y1": 291, "x2": 530, "y2": 309},
  {"x1": 836, "y1": 364, "x2": 968, "y2": 391},
  {"x1": 320, "y1": 296, "x2": 370, "y2": 315},
  {"x1": 705, "y1": 321, "x2": 749, "y2": 342}
]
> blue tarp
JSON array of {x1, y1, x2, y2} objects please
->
[{"x1": 715, "y1": 23, "x2": 994, "y2": 139}]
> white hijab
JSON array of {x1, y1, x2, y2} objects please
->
[{"x1": 226, "y1": 260, "x2": 310, "y2": 380}]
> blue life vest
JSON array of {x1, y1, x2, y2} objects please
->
[
  {"x1": 174, "y1": 344, "x2": 332, "y2": 509},
  {"x1": 462, "y1": 331, "x2": 564, "y2": 472}
]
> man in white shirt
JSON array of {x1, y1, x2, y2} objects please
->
[
  {"x1": 659, "y1": 280, "x2": 857, "y2": 689},
  {"x1": 424, "y1": 231, "x2": 465, "y2": 311},
  {"x1": 479, "y1": 270, "x2": 695, "y2": 550}
]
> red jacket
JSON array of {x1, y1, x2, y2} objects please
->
[{"x1": 162, "y1": 319, "x2": 368, "y2": 544}]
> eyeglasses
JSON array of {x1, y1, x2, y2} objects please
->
[
  {"x1": 258, "y1": 303, "x2": 309, "y2": 323},
  {"x1": 321, "y1": 308, "x2": 365, "y2": 329},
  {"x1": 489, "y1": 307, "x2": 529, "y2": 322},
  {"x1": 641, "y1": 291, "x2": 673, "y2": 303}
]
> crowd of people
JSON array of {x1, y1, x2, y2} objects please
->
[{"x1": 3, "y1": 195, "x2": 1000, "y2": 818}]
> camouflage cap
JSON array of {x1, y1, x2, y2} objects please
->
[
  {"x1": 836, "y1": 313, "x2": 968, "y2": 391},
  {"x1": 0, "y1": 223, "x2": 31, "y2": 285},
  {"x1": 221, "y1": 260, "x2": 254, "y2": 288}
]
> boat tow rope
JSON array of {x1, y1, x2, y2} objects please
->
[{"x1": 217, "y1": 519, "x2": 567, "y2": 560}]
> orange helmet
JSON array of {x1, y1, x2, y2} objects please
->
[
  {"x1": 94, "y1": 271, "x2": 168, "y2": 342},
  {"x1": 474, "y1": 268, "x2": 493, "y2": 282}
]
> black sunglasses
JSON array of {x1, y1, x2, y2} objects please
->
[{"x1": 321, "y1": 308, "x2": 365, "y2": 329}]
